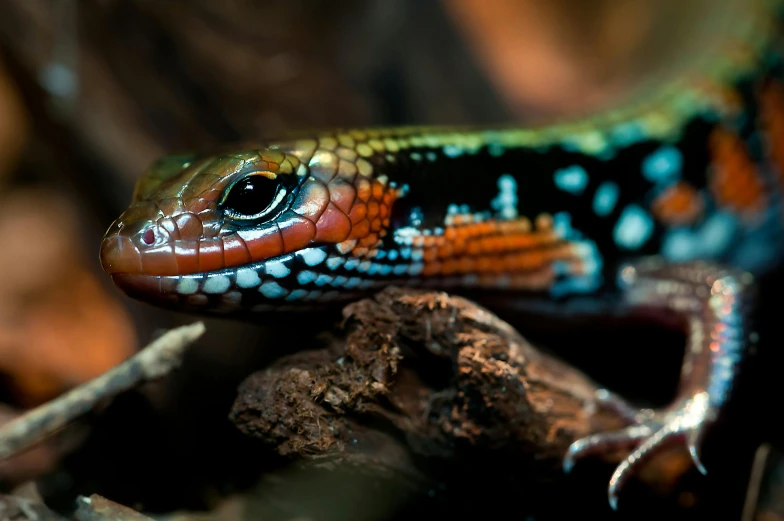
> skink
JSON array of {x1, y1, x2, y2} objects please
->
[{"x1": 100, "y1": 0, "x2": 784, "y2": 509}]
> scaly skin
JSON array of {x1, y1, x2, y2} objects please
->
[{"x1": 100, "y1": 0, "x2": 784, "y2": 510}]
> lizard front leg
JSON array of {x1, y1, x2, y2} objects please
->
[{"x1": 563, "y1": 258, "x2": 757, "y2": 510}]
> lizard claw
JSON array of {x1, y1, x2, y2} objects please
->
[
  {"x1": 688, "y1": 425, "x2": 708, "y2": 475},
  {"x1": 565, "y1": 390, "x2": 714, "y2": 510}
]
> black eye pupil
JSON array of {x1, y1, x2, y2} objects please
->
[{"x1": 223, "y1": 175, "x2": 280, "y2": 217}]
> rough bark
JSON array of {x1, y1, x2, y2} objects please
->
[{"x1": 229, "y1": 287, "x2": 667, "y2": 519}]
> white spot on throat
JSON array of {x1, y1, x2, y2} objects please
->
[
  {"x1": 265, "y1": 259, "x2": 291, "y2": 278},
  {"x1": 203, "y1": 275, "x2": 231, "y2": 294},
  {"x1": 177, "y1": 278, "x2": 200, "y2": 295},
  {"x1": 299, "y1": 247, "x2": 327, "y2": 266},
  {"x1": 236, "y1": 268, "x2": 261, "y2": 288}
]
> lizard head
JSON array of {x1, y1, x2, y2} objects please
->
[{"x1": 100, "y1": 144, "x2": 400, "y2": 314}]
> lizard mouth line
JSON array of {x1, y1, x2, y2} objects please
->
[{"x1": 107, "y1": 246, "x2": 374, "y2": 311}]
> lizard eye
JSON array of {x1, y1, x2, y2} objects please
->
[{"x1": 221, "y1": 172, "x2": 293, "y2": 222}]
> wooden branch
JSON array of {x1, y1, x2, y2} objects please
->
[
  {"x1": 0, "y1": 322, "x2": 205, "y2": 462},
  {"x1": 229, "y1": 287, "x2": 640, "y2": 517}
]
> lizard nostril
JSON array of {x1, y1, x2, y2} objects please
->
[{"x1": 142, "y1": 228, "x2": 155, "y2": 245}]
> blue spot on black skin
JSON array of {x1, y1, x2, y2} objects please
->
[
  {"x1": 613, "y1": 204, "x2": 654, "y2": 250},
  {"x1": 593, "y1": 181, "x2": 620, "y2": 216},
  {"x1": 642, "y1": 146, "x2": 683, "y2": 184},
  {"x1": 554, "y1": 165, "x2": 589, "y2": 195}
]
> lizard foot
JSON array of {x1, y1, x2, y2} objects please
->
[{"x1": 563, "y1": 388, "x2": 714, "y2": 510}]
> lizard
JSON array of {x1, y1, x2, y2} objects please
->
[{"x1": 99, "y1": 0, "x2": 784, "y2": 509}]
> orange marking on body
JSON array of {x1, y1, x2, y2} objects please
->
[
  {"x1": 441, "y1": 258, "x2": 461, "y2": 275},
  {"x1": 348, "y1": 204, "x2": 368, "y2": 224},
  {"x1": 759, "y1": 81, "x2": 784, "y2": 184},
  {"x1": 458, "y1": 257, "x2": 475, "y2": 272},
  {"x1": 451, "y1": 214, "x2": 470, "y2": 226},
  {"x1": 475, "y1": 257, "x2": 493, "y2": 273},
  {"x1": 535, "y1": 213, "x2": 553, "y2": 230},
  {"x1": 422, "y1": 261, "x2": 442, "y2": 276},
  {"x1": 402, "y1": 213, "x2": 590, "y2": 291},
  {"x1": 509, "y1": 270, "x2": 554, "y2": 291},
  {"x1": 348, "y1": 219, "x2": 371, "y2": 240},
  {"x1": 708, "y1": 127, "x2": 766, "y2": 215},
  {"x1": 358, "y1": 233, "x2": 379, "y2": 247},
  {"x1": 465, "y1": 240, "x2": 481, "y2": 255},
  {"x1": 651, "y1": 182, "x2": 704, "y2": 225},
  {"x1": 382, "y1": 191, "x2": 396, "y2": 205},
  {"x1": 367, "y1": 201, "x2": 380, "y2": 220},
  {"x1": 438, "y1": 243, "x2": 454, "y2": 258}
]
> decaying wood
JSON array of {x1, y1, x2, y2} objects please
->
[{"x1": 230, "y1": 287, "x2": 641, "y2": 517}]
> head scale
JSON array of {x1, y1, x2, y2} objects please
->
[{"x1": 100, "y1": 143, "x2": 399, "y2": 314}]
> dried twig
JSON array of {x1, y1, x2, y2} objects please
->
[
  {"x1": 0, "y1": 322, "x2": 206, "y2": 461},
  {"x1": 0, "y1": 493, "x2": 67, "y2": 520},
  {"x1": 74, "y1": 494, "x2": 154, "y2": 521}
]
